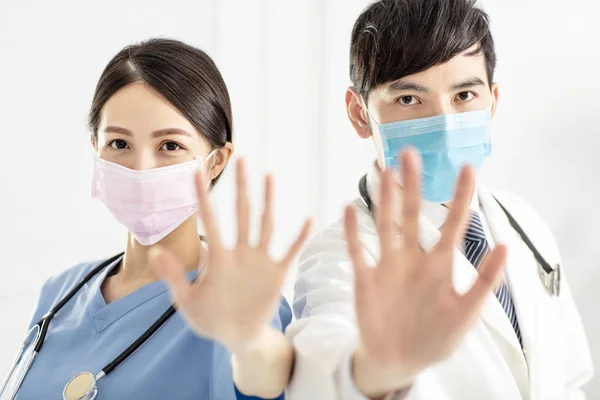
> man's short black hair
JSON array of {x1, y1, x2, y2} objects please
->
[{"x1": 350, "y1": 0, "x2": 496, "y2": 98}]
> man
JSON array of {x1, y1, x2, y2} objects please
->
[{"x1": 285, "y1": 0, "x2": 593, "y2": 398}]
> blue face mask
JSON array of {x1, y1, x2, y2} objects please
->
[{"x1": 367, "y1": 108, "x2": 492, "y2": 203}]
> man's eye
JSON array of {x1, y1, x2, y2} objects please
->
[
  {"x1": 399, "y1": 95, "x2": 417, "y2": 105},
  {"x1": 457, "y1": 91, "x2": 474, "y2": 101}
]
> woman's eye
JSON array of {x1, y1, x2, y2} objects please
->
[
  {"x1": 399, "y1": 95, "x2": 418, "y2": 105},
  {"x1": 457, "y1": 91, "x2": 474, "y2": 101},
  {"x1": 109, "y1": 140, "x2": 128, "y2": 150},
  {"x1": 161, "y1": 142, "x2": 182, "y2": 151}
]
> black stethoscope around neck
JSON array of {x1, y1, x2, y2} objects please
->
[
  {"x1": 0, "y1": 251, "x2": 193, "y2": 400},
  {"x1": 357, "y1": 174, "x2": 561, "y2": 297}
]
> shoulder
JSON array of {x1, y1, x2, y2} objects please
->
[
  {"x1": 299, "y1": 199, "x2": 374, "y2": 264},
  {"x1": 41, "y1": 257, "x2": 113, "y2": 302},
  {"x1": 493, "y1": 190, "x2": 540, "y2": 218},
  {"x1": 492, "y1": 190, "x2": 562, "y2": 263},
  {"x1": 291, "y1": 200, "x2": 374, "y2": 318},
  {"x1": 492, "y1": 191, "x2": 554, "y2": 236},
  {"x1": 28, "y1": 256, "x2": 118, "y2": 327}
]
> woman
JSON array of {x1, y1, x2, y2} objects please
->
[{"x1": 0, "y1": 38, "x2": 311, "y2": 400}]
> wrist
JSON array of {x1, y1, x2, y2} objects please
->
[
  {"x1": 227, "y1": 326, "x2": 282, "y2": 356},
  {"x1": 229, "y1": 327, "x2": 293, "y2": 398},
  {"x1": 352, "y1": 342, "x2": 416, "y2": 399}
]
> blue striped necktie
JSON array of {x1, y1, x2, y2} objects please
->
[{"x1": 464, "y1": 211, "x2": 522, "y2": 346}]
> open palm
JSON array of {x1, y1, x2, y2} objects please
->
[
  {"x1": 151, "y1": 158, "x2": 311, "y2": 351},
  {"x1": 345, "y1": 149, "x2": 506, "y2": 382}
]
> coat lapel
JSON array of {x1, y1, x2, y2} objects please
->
[
  {"x1": 478, "y1": 187, "x2": 536, "y2": 356},
  {"x1": 413, "y1": 193, "x2": 533, "y2": 398},
  {"x1": 479, "y1": 187, "x2": 566, "y2": 399}
]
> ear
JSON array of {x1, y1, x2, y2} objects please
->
[
  {"x1": 346, "y1": 87, "x2": 372, "y2": 139},
  {"x1": 490, "y1": 82, "x2": 499, "y2": 118},
  {"x1": 208, "y1": 142, "x2": 234, "y2": 181},
  {"x1": 90, "y1": 135, "x2": 98, "y2": 151}
]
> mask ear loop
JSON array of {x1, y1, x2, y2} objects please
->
[
  {"x1": 361, "y1": 96, "x2": 381, "y2": 126},
  {"x1": 361, "y1": 96, "x2": 389, "y2": 172},
  {"x1": 195, "y1": 148, "x2": 219, "y2": 185},
  {"x1": 195, "y1": 148, "x2": 219, "y2": 244},
  {"x1": 203, "y1": 148, "x2": 218, "y2": 164}
]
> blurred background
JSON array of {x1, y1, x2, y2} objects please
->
[{"x1": 0, "y1": 0, "x2": 598, "y2": 396}]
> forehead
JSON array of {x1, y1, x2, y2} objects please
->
[
  {"x1": 382, "y1": 45, "x2": 489, "y2": 91},
  {"x1": 98, "y1": 82, "x2": 198, "y2": 134}
]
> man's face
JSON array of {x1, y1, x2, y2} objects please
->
[{"x1": 346, "y1": 44, "x2": 499, "y2": 168}]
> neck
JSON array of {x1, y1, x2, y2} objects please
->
[{"x1": 119, "y1": 216, "x2": 204, "y2": 284}]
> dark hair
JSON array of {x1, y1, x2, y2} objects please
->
[
  {"x1": 350, "y1": 0, "x2": 496, "y2": 98},
  {"x1": 88, "y1": 38, "x2": 233, "y2": 184}
]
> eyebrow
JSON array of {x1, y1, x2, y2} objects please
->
[
  {"x1": 152, "y1": 128, "x2": 193, "y2": 138},
  {"x1": 450, "y1": 77, "x2": 486, "y2": 91},
  {"x1": 385, "y1": 75, "x2": 487, "y2": 95},
  {"x1": 386, "y1": 80, "x2": 429, "y2": 94},
  {"x1": 102, "y1": 126, "x2": 193, "y2": 138}
]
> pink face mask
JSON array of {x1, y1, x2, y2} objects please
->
[{"x1": 91, "y1": 150, "x2": 217, "y2": 246}]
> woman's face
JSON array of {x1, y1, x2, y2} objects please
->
[{"x1": 94, "y1": 82, "x2": 215, "y2": 170}]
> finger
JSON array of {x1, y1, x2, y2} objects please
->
[
  {"x1": 258, "y1": 174, "x2": 274, "y2": 252},
  {"x1": 195, "y1": 165, "x2": 223, "y2": 250},
  {"x1": 150, "y1": 247, "x2": 192, "y2": 307},
  {"x1": 235, "y1": 158, "x2": 250, "y2": 246},
  {"x1": 459, "y1": 244, "x2": 506, "y2": 317},
  {"x1": 376, "y1": 168, "x2": 398, "y2": 252},
  {"x1": 279, "y1": 219, "x2": 313, "y2": 268},
  {"x1": 437, "y1": 165, "x2": 475, "y2": 251},
  {"x1": 399, "y1": 148, "x2": 422, "y2": 249},
  {"x1": 343, "y1": 205, "x2": 370, "y2": 285}
]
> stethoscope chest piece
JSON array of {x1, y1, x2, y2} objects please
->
[
  {"x1": 63, "y1": 372, "x2": 98, "y2": 400},
  {"x1": 539, "y1": 263, "x2": 561, "y2": 297}
]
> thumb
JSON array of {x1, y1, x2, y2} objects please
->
[{"x1": 150, "y1": 247, "x2": 191, "y2": 306}]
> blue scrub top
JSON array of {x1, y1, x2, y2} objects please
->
[{"x1": 10, "y1": 256, "x2": 292, "y2": 400}]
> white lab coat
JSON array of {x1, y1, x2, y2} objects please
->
[{"x1": 285, "y1": 178, "x2": 593, "y2": 400}]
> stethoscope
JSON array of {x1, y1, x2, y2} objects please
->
[
  {"x1": 357, "y1": 174, "x2": 561, "y2": 297},
  {"x1": 0, "y1": 252, "x2": 186, "y2": 400}
]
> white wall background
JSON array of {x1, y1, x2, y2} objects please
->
[{"x1": 0, "y1": 0, "x2": 598, "y2": 396}]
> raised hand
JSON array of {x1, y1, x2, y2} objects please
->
[
  {"x1": 151, "y1": 158, "x2": 311, "y2": 352},
  {"x1": 345, "y1": 149, "x2": 506, "y2": 397}
]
